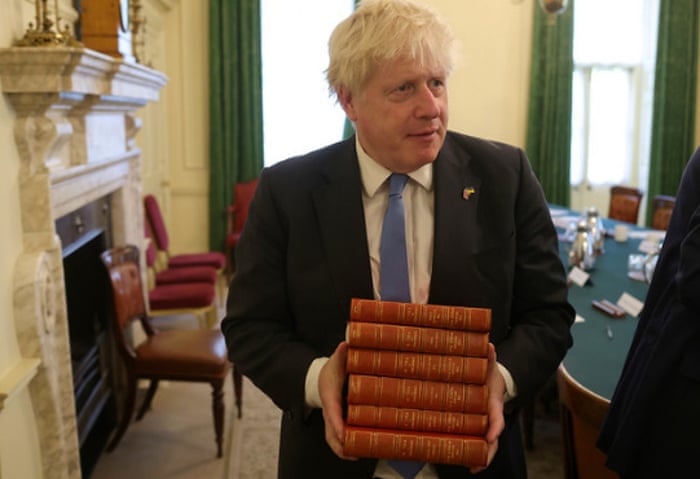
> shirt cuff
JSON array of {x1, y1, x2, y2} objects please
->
[
  {"x1": 305, "y1": 357, "x2": 329, "y2": 409},
  {"x1": 497, "y1": 361, "x2": 518, "y2": 402}
]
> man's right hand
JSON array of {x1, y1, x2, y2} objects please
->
[{"x1": 318, "y1": 341, "x2": 357, "y2": 459}]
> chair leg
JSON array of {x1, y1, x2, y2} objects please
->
[
  {"x1": 211, "y1": 379, "x2": 225, "y2": 458},
  {"x1": 107, "y1": 375, "x2": 137, "y2": 452},
  {"x1": 136, "y1": 379, "x2": 159, "y2": 420},
  {"x1": 233, "y1": 365, "x2": 243, "y2": 418}
]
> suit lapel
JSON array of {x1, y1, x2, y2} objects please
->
[
  {"x1": 429, "y1": 138, "x2": 483, "y2": 305},
  {"x1": 312, "y1": 141, "x2": 374, "y2": 307}
]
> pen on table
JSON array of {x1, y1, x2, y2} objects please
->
[{"x1": 606, "y1": 325, "x2": 614, "y2": 340}]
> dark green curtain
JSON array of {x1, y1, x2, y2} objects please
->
[
  {"x1": 645, "y1": 0, "x2": 699, "y2": 225},
  {"x1": 209, "y1": 0, "x2": 264, "y2": 252},
  {"x1": 525, "y1": 2, "x2": 575, "y2": 207}
]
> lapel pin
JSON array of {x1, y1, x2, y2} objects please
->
[{"x1": 462, "y1": 187, "x2": 476, "y2": 200}]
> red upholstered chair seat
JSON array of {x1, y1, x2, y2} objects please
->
[
  {"x1": 167, "y1": 252, "x2": 225, "y2": 269},
  {"x1": 143, "y1": 219, "x2": 218, "y2": 328},
  {"x1": 154, "y1": 266, "x2": 218, "y2": 285},
  {"x1": 144, "y1": 218, "x2": 218, "y2": 286},
  {"x1": 148, "y1": 282, "x2": 216, "y2": 310},
  {"x1": 143, "y1": 194, "x2": 226, "y2": 270}
]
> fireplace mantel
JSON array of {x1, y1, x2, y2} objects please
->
[{"x1": 0, "y1": 47, "x2": 166, "y2": 479}]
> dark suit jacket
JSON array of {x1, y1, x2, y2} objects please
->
[
  {"x1": 222, "y1": 132, "x2": 574, "y2": 479},
  {"x1": 598, "y1": 147, "x2": 700, "y2": 476}
]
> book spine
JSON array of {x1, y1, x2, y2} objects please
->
[
  {"x1": 347, "y1": 322, "x2": 489, "y2": 357},
  {"x1": 346, "y1": 404, "x2": 488, "y2": 436},
  {"x1": 350, "y1": 298, "x2": 491, "y2": 332},
  {"x1": 343, "y1": 426, "x2": 488, "y2": 467},
  {"x1": 346, "y1": 347, "x2": 488, "y2": 384},
  {"x1": 347, "y1": 374, "x2": 489, "y2": 414}
]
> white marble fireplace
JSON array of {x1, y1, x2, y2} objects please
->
[{"x1": 0, "y1": 47, "x2": 166, "y2": 479}]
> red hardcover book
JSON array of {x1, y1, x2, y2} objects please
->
[
  {"x1": 346, "y1": 347, "x2": 488, "y2": 384},
  {"x1": 347, "y1": 322, "x2": 489, "y2": 357},
  {"x1": 350, "y1": 298, "x2": 491, "y2": 332},
  {"x1": 347, "y1": 374, "x2": 489, "y2": 414},
  {"x1": 346, "y1": 404, "x2": 488, "y2": 436},
  {"x1": 343, "y1": 426, "x2": 488, "y2": 468}
]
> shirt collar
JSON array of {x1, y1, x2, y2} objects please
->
[{"x1": 355, "y1": 136, "x2": 433, "y2": 198}]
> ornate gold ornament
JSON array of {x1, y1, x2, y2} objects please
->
[{"x1": 15, "y1": 0, "x2": 81, "y2": 47}]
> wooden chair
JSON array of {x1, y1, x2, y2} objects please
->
[
  {"x1": 100, "y1": 245, "x2": 243, "y2": 458},
  {"x1": 145, "y1": 217, "x2": 218, "y2": 288},
  {"x1": 225, "y1": 178, "x2": 259, "y2": 279},
  {"x1": 143, "y1": 194, "x2": 227, "y2": 301},
  {"x1": 650, "y1": 194, "x2": 675, "y2": 231},
  {"x1": 144, "y1": 228, "x2": 218, "y2": 329},
  {"x1": 608, "y1": 185, "x2": 643, "y2": 224},
  {"x1": 557, "y1": 364, "x2": 619, "y2": 479}
]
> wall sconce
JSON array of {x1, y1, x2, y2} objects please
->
[{"x1": 539, "y1": 0, "x2": 569, "y2": 26}]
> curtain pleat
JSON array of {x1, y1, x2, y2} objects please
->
[
  {"x1": 646, "y1": 0, "x2": 699, "y2": 225},
  {"x1": 525, "y1": 2, "x2": 575, "y2": 207},
  {"x1": 209, "y1": 0, "x2": 264, "y2": 252}
]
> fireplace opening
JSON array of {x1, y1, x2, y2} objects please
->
[{"x1": 57, "y1": 197, "x2": 118, "y2": 478}]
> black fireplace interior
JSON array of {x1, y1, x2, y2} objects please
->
[{"x1": 57, "y1": 197, "x2": 117, "y2": 478}]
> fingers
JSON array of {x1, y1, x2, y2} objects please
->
[
  {"x1": 320, "y1": 341, "x2": 356, "y2": 460},
  {"x1": 471, "y1": 343, "x2": 505, "y2": 473}
]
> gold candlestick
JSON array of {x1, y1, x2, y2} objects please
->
[{"x1": 15, "y1": 0, "x2": 81, "y2": 47}]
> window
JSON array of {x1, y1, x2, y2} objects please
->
[
  {"x1": 261, "y1": 1, "x2": 354, "y2": 166},
  {"x1": 570, "y1": 0, "x2": 660, "y2": 196}
]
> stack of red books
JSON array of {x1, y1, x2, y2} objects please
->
[{"x1": 342, "y1": 298, "x2": 492, "y2": 468}]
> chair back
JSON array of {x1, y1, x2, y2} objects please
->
[
  {"x1": 650, "y1": 194, "x2": 675, "y2": 231},
  {"x1": 100, "y1": 245, "x2": 150, "y2": 363},
  {"x1": 231, "y1": 178, "x2": 259, "y2": 233},
  {"x1": 143, "y1": 217, "x2": 158, "y2": 268},
  {"x1": 143, "y1": 194, "x2": 170, "y2": 252},
  {"x1": 557, "y1": 364, "x2": 619, "y2": 479},
  {"x1": 608, "y1": 185, "x2": 643, "y2": 224}
]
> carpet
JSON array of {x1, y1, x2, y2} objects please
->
[{"x1": 226, "y1": 377, "x2": 282, "y2": 479}]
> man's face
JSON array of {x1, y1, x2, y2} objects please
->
[{"x1": 340, "y1": 59, "x2": 448, "y2": 173}]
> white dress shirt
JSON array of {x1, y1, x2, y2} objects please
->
[{"x1": 304, "y1": 139, "x2": 517, "y2": 478}]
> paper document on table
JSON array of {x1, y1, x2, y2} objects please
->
[
  {"x1": 617, "y1": 292, "x2": 644, "y2": 317},
  {"x1": 549, "y1": 208, "x2": 568, "y2": 217},
  {"x1": 552, "y1": 216, "x2": 579, "y2": 229},
  {"x1": 568, "y1": 266, "x2": 590, "y2": 287},
  {"x1": 628, "y1": 230, "x2": 666, "y2": 241}
]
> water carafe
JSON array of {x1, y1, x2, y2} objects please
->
[
  {"x1": 568, "y1": 220, "x2": 596, "y2": 270},
  {"x1": 582, "y1": 206, "x2": 605, "y2": 254}
]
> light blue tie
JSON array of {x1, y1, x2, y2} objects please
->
[
  {"x1": 380, "y1": 174, "x2": 411, "y2": 302},
  {"x1": 380, "y1": 174, "x2": 424, "y2": 479}
]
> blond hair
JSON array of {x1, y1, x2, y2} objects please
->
[{"x1": 326, "y1": 0, "x2": 457, "y2": 99}]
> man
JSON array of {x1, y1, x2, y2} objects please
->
[
  {"x1": 598, "y1": 147, "x2": 700, "y2": 478},
  {"x1": 221, "y1": 1, "x2": 574, "y2": 477}
]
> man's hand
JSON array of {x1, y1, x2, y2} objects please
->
[
  {"x1": 319, "y1": 341, "x2": 356, "y2": 459},
  {"x1": 470, "y1": 343, "x2": 506, "y2": 474}
]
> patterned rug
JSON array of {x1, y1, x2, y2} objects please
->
[
  {"x1": 227, "y1": 377, "x2": 564, "y2": 479},
  {"x1": 226, "y1": 377, "x2": 282, "y2": 479}
]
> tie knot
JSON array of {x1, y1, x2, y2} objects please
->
[{"x1": 389, "y1": 173, "x2": 409, "y2": 197}]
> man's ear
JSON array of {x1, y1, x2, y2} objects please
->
[{"x1": 338, "y1": 86, "x2": 357, "y2": 122}]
